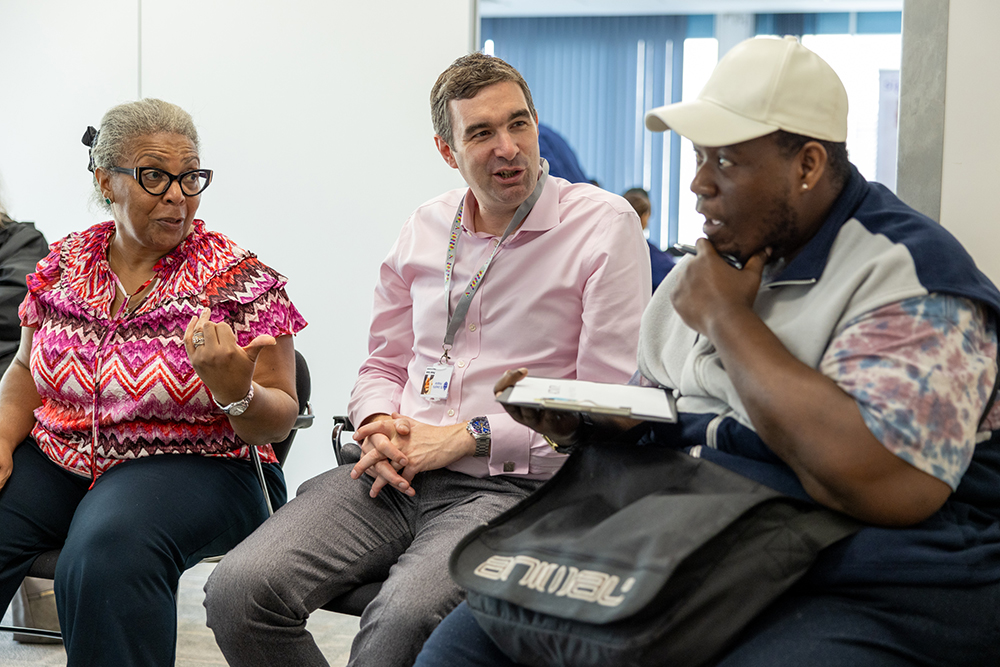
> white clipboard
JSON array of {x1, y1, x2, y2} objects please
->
[{"x1": 496, "y1": 377, "x2": 677, "y2": 423}]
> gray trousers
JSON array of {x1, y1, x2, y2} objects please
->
[{"x1": 204, "y1": 464, "x2": 542, "y2": 667}]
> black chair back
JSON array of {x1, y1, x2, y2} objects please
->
[{"x1": 271, "y1": 349, "x2": 313, "y2": 466}]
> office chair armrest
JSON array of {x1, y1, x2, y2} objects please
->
[
  {"x1": 332, "y1": 415, "x2": 362, "y2": 466},
  {"x1": 294, "y1": 402, "x2": 315, "y2": 430}
]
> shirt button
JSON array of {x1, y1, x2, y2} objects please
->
[
  {"x1": 469, "y1": 324, "x2": 477, "y2": 332},
  {"x1": 447, "y1": 409, "x2": 455, "y2": 417},
  {"x1": 457, "y1": 360, "x2": 466, "y2": 368}
]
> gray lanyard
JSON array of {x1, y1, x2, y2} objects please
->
[{"x1": 441, "y1": 159, "x2": 549, "y2": 362}]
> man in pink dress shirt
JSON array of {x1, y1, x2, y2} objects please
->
[{"x1": 205, "y1": 53, "x2": 650, "y2": 667}]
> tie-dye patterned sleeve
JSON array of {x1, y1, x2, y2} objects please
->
[{"x1": 819, "y1": 294, "x2": 998, "y2": 490}]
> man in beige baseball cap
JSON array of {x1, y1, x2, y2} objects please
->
[
  {"x1": 411, "y1": 36, "x2": 1000, "y2": 667},
  {"x1": 629, "y1": 35, "x2": 1000, "y2": 665},
  {"x1": 644, "y1": 35, "x2": 853, "y2": 267}
]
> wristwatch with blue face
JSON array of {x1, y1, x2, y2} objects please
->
[{"x1": 467, "y1": 416, "x2": 491, "y2": 457}]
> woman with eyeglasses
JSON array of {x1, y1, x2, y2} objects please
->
[{"x1": 0, "y1": 98, "x2": 306, "y2": 666}]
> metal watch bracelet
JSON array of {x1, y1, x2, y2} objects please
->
[
  {"x1": 214, "y1": 384, "x2": 255, "y2": 417},
  {"x1": 467, "y1": 416, "x2": 491, "y2": 457}
]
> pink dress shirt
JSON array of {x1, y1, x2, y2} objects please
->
[{"x1": 349, "y1": 176, "x2": 651, "y2": 479}]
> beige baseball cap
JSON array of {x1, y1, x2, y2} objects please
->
[{"x1": 644, "y1": 36, "x2": 848, "y2": 147}]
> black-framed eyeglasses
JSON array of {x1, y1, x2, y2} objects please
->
[{"x1": 109, "y1": 166, "x2": 213, "y2": 196}]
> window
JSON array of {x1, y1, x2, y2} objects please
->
[
  {"x1": 800, "y1": 34, "x2": 901, "y2": 188},
  {"x1": 676, "y1": 37, "x2": 719, "y2": 245}
]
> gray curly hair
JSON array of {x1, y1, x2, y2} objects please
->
[{"x1": 88, "y1": 98, "x2": 200, "y2": 212}]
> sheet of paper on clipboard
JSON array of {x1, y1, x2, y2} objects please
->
[{"x1": 497, "y1": 377, "x2": 677, "y2": 423}]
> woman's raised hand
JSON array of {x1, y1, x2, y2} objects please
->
[{"x1": 183, "y1": 307, "x2": 275, "y2": 405}]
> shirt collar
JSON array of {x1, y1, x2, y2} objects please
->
[{"x1": 516, "y1": 168, "x2": 559, "y2": 235}]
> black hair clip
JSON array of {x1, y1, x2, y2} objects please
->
[
  {"x1": 82, "y1": 126, "x2": 99, "y2": 172},
  {"x1": 81, "y1": 126, "x2": 98, "y2": 147}
]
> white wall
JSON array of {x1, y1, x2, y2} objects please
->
[
  {"x1": 939, "y1": 0, "x2": 1000, "y2": 283},
  {"x1": 0, "y1": 0, "x2": 471, "y2": 494},
  {"x1": 0, "y1": 0, "x2": 139, "y2": 235}
]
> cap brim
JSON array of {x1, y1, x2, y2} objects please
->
[{"x1": 645, "y1": 99, "x2": 779, "y2": 147}]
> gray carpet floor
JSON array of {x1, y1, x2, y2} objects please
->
[{"x1": 0, "y1": 562, "x2": 360, "y2": 666}]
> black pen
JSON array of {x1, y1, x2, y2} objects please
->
[{"x1": 669, "y1": 243, "x2": 743, "y2": 270}]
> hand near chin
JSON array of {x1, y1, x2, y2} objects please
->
[{"x1": 670, "y1": 239, "x2": 770, "y2": 335}]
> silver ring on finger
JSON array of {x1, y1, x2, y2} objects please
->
[{"x1": 192, "y1": 330, "x2": 206, "y2": 348}]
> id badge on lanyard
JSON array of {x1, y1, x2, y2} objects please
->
[
  {"x1": 420, "y1": 363, "x2": 454, "y2": 401},
  {"x1": 423, "y1": 160, "x2": 550, "y2": 403}
]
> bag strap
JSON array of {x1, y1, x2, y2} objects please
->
[{"x1": 783, "y1": 500, "x2": 862, "y2": 550}]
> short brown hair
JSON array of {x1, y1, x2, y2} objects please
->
[
  {"x1": 622, "y1": 188, "x2": 650, "y2": 217},
  {"x1": 430, "y1": 52, "x2": 536, "y2": 147}
]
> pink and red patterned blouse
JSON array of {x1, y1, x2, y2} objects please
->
[{"x1": 18, "y1": 219, "x2": 307, "y2": 482}]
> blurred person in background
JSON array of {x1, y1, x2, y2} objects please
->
[
  {"x1": 623, "y1": 187, "x2": 675, "y2": 292},
  {"x1": 538, "y1": 124, "x2": 590, "y2": 183},
  {"x1": 0, "y1": 187, "x2": 49, "y2": 375}
]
